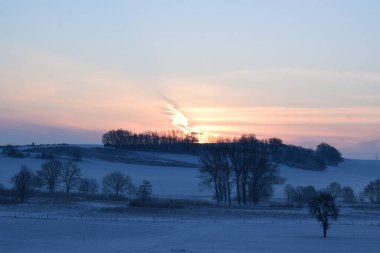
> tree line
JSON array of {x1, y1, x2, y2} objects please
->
[
  {"x1": 2, "y1": 144, "x2": 83, "y2": 161},
  {"x1": 102, "y1": 129, "x2": 343, "y2": 170},
  {"x1": 5, "y1": 159, "x2": 153, "y2": 204},
  {"x1": 102, "y1": 129, "x2": 198, "y2": 146},
  {"x1": 284, "y1": 180, "x2": 380, "y2": 207}
]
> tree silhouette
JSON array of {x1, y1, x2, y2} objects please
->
[
  {"x1": 79, "y1": 178, "x2": 99, "y2": 195},
  {"x1": 61, "y1": 159, "x2": 81, "y2": 194},
  {"x1": 136, "y1": 180, "x2": 153, "y2": 204},
  {"x1": 37, "y1": 159, "x2": 62, "y2": 193},
  {"x1": 102, "y1": 171, "x2": 133, "y2": 196},
  {"x1": 11, "y1": 166, "x2": 34, "y2": 202},
  {"x1": 341, "y1": 186, "x2": 356, "y2": 204},
  {"x1": 315, "y1": 143, "x2": 343, "y2": 166},
  {"x1": 363, "y1": 179, "x2": 380, "y2": 204},
  {"x1": 309, "y1": 192, "x2": 339, "y2": 238}
]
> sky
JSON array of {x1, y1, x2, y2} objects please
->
[{"x1": 1, "y1": 0, "x2": 380, "y2": 158}]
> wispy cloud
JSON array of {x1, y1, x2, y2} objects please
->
[
  {"x1": 164, "y1": 101, "x2": 215, "y2": 142},
  {"x1": 165, "y1": 103, "x2": 191, "y2": 134}
]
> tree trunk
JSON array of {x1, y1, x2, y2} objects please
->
[
  {"x1": 227, "y1": 178, "x2": 231, "y2": 205},
  {"x1": 236, "y1": 176, "x2": 241, "y2": 204},
  {"x1": 323, "y1": 222, "x2": 327, "y2": 238},
  {"x1": 242, "y1": 178, "x2": 247, "y2": 204},
  {"x1": 224, "y1": 181, "x2": 227, "y2": 205},
  {"x1": 214, "y1": 178, "x2": 220, "y2": 203}
]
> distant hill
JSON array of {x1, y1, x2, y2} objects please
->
[{"x1": 342, "y1": 138, "x2": 380, "y2": 160}]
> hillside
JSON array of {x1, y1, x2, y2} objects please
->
[{"x1": 1, "y1": 145, "x2": 379, "y2": 200}]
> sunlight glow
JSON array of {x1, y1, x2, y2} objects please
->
[{"x1": 165, "y1": 103, "x2": 215, "y2": 143}]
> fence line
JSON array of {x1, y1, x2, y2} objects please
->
[{"x1": 1, "y1": 214, "x2": 379, "y2": 227}]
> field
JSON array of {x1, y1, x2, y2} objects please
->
[
  {"x1": 1, "y1": 146, "x2": 379, "y2": 199},
  {"x1": 2, "y1": 216, "x2": 380, "y2": 253},
  {"x1": 1, "y1": 146, "x2": 380, "y2": 252}
]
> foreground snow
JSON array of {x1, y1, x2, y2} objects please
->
[{"x1": 1, "y1": 216, "x2": 380, "y2": 253}]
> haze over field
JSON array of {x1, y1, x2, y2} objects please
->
[{"x1": 1, "y1": 0, "x2": 380, "y2": 159}]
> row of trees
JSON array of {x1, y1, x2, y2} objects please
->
[
  {"x1": 198, "y1": 136, "x2": 345, "y2": 205},
  {"x1": 102, "y1": 129, "x2": 343, "y2": 170},
  {"x1": 102, "y1": 129, "x2": 199, "y2": 146},
  {"x1": 284, "y1": 180, "x2": 380, "y2": 206},
  {"x1": 2, "y1": 145, "x2": 24, "y2": 158},
  {"x1": 2, "y1": 144, "x2": 83, "y2": 162},
  {"x1": 199, "y1": 135, "x2": 284, "y2": 205},
  {"x1": 8, "y1": 160, "x2": 153, "y2": 203},
  {"x1": 284, "y1": 182, "x2": 356, "y2": 207},
  {"x1": 268, "y1": 140, "x2": 343, "y2": 170}
]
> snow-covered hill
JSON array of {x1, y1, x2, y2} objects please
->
[
  {"x1": 342, "y1": 138, "x2": 380, "y2": 160},
  {"x1": 1, "y1": 147, "x2": 379, "y2": 200}
]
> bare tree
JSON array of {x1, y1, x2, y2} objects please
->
[
  {"x1": 292, "y1": 185, "x2": 317, "y2": 207},
  {"x1": 136, "y1": 180, "x2": 153, "y2": 204},
  {"x1": 341, "y1": 186, "x2": 356, "y2": 204},
  {"x1": 79, "y1": 178, "x2": 99, "y2": 195},
  {"x1": 284, "y1": 184, "x2": 295, "y2": 203},
  {"x1": 102, "y1": 171, "x2": 133, "y2": 196},
  {"x1": 37, "y1": 159, "x2": 62, "y2": 193},
  {"x1": 61, "y1": 159, "x2": 81, "y2": 194},
  {"x1": 11, "y1": 165, "x2": 34, "y2": 202},
  {"x1": 239, "y1": 135, "x2": 259, "y2": 204},
  {"x1": 363, "y1": 179, "x2": 380, "y2": 204},
  {"x1": 199, "y1": 143, "x2": 232, "y2": 204},
  {"x1": 0, "y1": 183, "x2": 5, "y2": 197},
  {"x1": 227, "y1": 141, "x2": 244, "y2": 204},
  {"x1": 199, "y1": 146, "x2": 221, "y2": 203},
  {"x1": 248, "y1": 153, "x2": 283, "y2": 205},
  {"x1": 326, "y1": 182, "x2": 342, "y2": 199},
  {"x1": 309, "y1": 192, "x2": 339, "y2": 238}
]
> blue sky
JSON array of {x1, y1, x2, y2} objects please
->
[{"x1": 1, "y1": 0, "x2": 379, "y2": 158}]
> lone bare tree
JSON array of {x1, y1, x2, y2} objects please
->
[
  {"x1": 102, "y1": 171, "x2": 133, "y2": 196},
  {"x1": 61, "y1": 159, "x2": 81, "y2": 193},
  {"x1": 37, "y1": 159, "x2": 62, "y2": 193},
  {"x1": 309, "y1": 192, "x2": 339, "y2": 238},
  {"x1": 11, "y1": 165, "x2": 34, "y2": 202}
]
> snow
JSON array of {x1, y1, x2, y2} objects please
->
[
  {"x1": 1, "y1": 150, "x2": 380, "y2": 252},
  {"x1": 0, "y1": 151, "x2": 379, "y2": 199},
  {"x1": 80, "y1": 158, "x2": 207, "y2": 198},
  {"x1": 1, "y1": 217, "x2": 380, "y2": 253},
  {"x1": 0, "y1": 155, "x2": 208, "y2": 199},
  {"x1": 273, "y1": 159, "x2": 380, "y2": 198}
]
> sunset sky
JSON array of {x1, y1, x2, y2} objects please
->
[{"x1": 1, "y1": 1, "x2": 380, "y2": 158}]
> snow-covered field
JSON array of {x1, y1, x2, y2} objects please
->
[
  {"x1": 1, "y1": 148, "x2": 380, "y2": 252},
  {"x1": 1, "y1": 216, "x2": 380, "y2": 253},
  {"x1": 1, "y1": 149, "x2": 379, "y2": 199}
]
